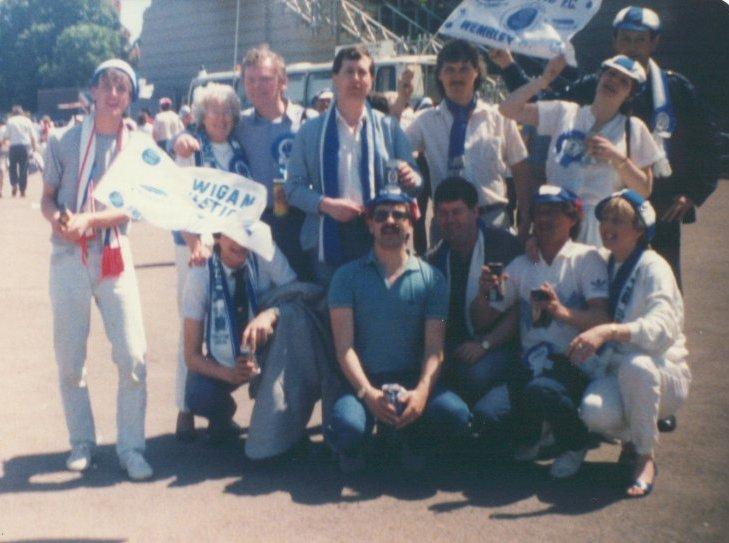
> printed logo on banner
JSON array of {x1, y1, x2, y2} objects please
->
[
  {"x1": 502, "y1": 4, "x2": 543, "y2": 32},
  {"x1": 552, "y1": 18, "x2": 577, "y2": 30},
  {"x1": 139, "y1": 184, "x2": 167, "y2": 197},
  {"x1": 142, "y1": 148, "x2": 161, "y2": 166},
  {"x1": 475, "y1": 0, "x2": 507, "y2": 7},
  {"x1": 109, "y1": 191, "x2": 124, "y2": 208}
]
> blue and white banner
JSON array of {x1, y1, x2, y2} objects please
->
[
  {"x1": 94, "y1": 132, "x2": 275, "y2": 260},
  {"x1": 438, "y1": 0, "x2": 602, "y2": 65}
]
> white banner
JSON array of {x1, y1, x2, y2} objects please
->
[
  {"x1": 94, "y1": 133, "x2": 275, "y2": 260},
  {"x1": 438, "y1": 0, "x2": 602, "y2": 65}
]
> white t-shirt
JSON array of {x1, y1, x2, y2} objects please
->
[
  {"x1": 182, "y1": 246, "x2": 296, "y2": 322},
  {"x1": 492, "y1": 239, "x2": 608, "y2": 354},
  {"x1": 336, "y1": 110, "x2": 368, "y2": 205},
  {"x1": 406, "y1": 100, "x2": 528, "y2": 206},
  {"x1": 5, "y1": 114, "x2": 35, "y2": 146},
  {"x1": 537, "y1": 101, "x2": 661, "y2": 206},
  {"x1": 153, "y1": 110, "x2": 184, "y2": 142}
]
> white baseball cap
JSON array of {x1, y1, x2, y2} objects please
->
[
  {"x1": 613, "y1": 6, "x2": 661, "y2": 33},
  {"x1": 601, "y1": 55, "x2": 647, "y2": 84}
]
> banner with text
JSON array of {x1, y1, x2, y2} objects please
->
[{"x1": 438, "y1": 0, "x2": 602, "y2": 65}]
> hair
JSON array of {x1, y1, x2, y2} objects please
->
[
  {"x1": 160, "y1": 102, "x2": 171, "y2": 111},
  {"x1": 367, "y1": 92, "x2": 390, "y2": 114},
  {"x1": 599, "y1": 196, "x2": 645, "y2": 231},
  {"x1": 191, "y1": 82, "x2": 241, "y2": 129},
  {"x1": 333, "y1": 46, "x2": 375, "y2": 76},
  {"x1": 531, "y1": 201, "x2": 583, "y2": 240},
  {"x1": 433, "y1": 176, "x2": 478, "y2": 209},
  {"x1": 242, "y1": 44, "x2": 286, "y2": 81},
  {"x1": 436, "y1": 39, "x2": 486, "y2": 97},
  {"x1": 11, "y1": 105, "x2": 23, "y2": 115},
  {"x1": 92, "y1": 68, "x2": 134, "y2": 99},
  {"x1": 612, "y1": 28, "x2": 660, "y2": 41}
]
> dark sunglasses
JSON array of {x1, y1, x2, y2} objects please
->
[{"x1": 372, "y1": 209, "x2": 410, "y2": 223}]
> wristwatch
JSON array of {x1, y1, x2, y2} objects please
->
[{"x1": 480, "y1": 338, "x2": 491, "y2": 352}]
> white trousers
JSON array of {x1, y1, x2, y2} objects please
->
[
  {"x1": 579, "y1": 353, "x2": 691, "y2": 455},
  {"x1": 174, "y1": 243, "x2": 190, "y2": 412},
  {"x1": 49, "y1": 240, "x2": 147, "y2": 459}
]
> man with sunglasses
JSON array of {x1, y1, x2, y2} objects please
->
[
  {"x1": 491, "y1": 6, "x2": 720, "y2": 288},
  {"x1": 326, "y1": 188, "x2": 470, "y2": 473}
]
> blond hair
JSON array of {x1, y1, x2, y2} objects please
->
[{"x1": 241, "y1": 44, "x2": 286, "y2": 81}]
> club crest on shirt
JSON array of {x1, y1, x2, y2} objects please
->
[{"x1": 555, "y1": 130, "x2": 587, "y2": 167}]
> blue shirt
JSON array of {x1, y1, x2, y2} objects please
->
[
  {"x1": 328, "y1": 252, "x2": 448, "y2": 375},
  {"x1": 234, "y1": 102, "x2": 314, "y2": 207}
]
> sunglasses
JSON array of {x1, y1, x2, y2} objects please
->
[{"x1": 372, "y1": 209, "x2": 410, "y2": 223}]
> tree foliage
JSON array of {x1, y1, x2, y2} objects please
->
[{"x1": 0, "y1": 0, "x2": 126, "y2": 112}]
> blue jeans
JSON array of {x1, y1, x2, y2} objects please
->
[
  {"x1": 452, "y1": 344, "x2": 514, "y2": 404},
  {"x1": 325, "y1": 371, "x2": 471, "y2": 456},
  {"x1": 512, "y1": 376, "x2": 589, "y2": 452},
  {"x1": 185, "y1": 371, "x2": 238, "y2": 429}
]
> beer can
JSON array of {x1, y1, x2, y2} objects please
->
[
  {"x1": 240, "y1": 345, "x2": 261, "y2": 376},
  {"x1": 487, "y1": 261, "x2": 504, "y2": 302},
  {"x1": 382, "y1": 383, "x2": 404, "y2": 415},
  {"x1": 273, "y1": 179, "x2": 289, "y2": 217}
]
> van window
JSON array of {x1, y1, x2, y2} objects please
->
[
  {"x1": 375, "y1": 65, "x2": 397, "y2": 93},
  {"x1": 306, "y1": 70, "x2": 332, "y2": 107},
  {"x1": 285, "y1": 72, "x2": 305, "y2": 105}
]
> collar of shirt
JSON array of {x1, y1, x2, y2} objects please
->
[
  {"x1": 537, "y1": 238, "x2": 579, "y2": 265},
  {"x1": 365, "y1": 250, "x2": 420, "y2": 274},
  {"x1": 221, "y1": 256, "x2": 252, "y2": 280},
  {"x1": 335, "y1": 106, "x2": 366, "y2": 137},
  {"x1": 436, "y1": 98, "x2": 491, "y2": 122},
  {"x1": 250, "y1": 99, "x2": 300, "y2": 125}
]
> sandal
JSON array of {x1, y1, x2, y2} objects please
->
[{"x1": 626, "y1": 460, "x2": 658, "y2": 499}]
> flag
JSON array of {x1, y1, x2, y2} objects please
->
[{"x1": 438, "y1": 0, "x2": 602, "y2": 65}]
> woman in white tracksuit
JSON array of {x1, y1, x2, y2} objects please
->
[{"x1": 568, "y1": 189, "x2": 690, "y2": 498}]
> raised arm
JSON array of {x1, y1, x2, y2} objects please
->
[{"x1": 499, "y1": 54, "x2": 567, "y2": 126}]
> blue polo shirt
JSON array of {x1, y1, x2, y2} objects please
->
[{"x1": 328, "y1": 251, "x2": 448, "y2": 375}]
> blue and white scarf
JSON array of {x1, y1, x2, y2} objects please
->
[
  {"x1": 445, "y1": 97, "x2": 477, "y2": 172},
  {"x1": 609, "y1": 244, "x2": 647, "y2": 323},
  {"x1": 205, "y1": 253, "x2": 259, "y2": 368},
  {"x1": 318, "y1": 102, "x2": 384, "y2": 265},
  {"x1": 647, "y1": 59, "x2": 675, "y2": 178},
  {"x1": 194, "y1": 130, "x2": 251, "y2": 177}
]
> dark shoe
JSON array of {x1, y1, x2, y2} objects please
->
[
  {"x1": 338, "y1": 451, "x2": 366, "y2": 474},
  {"x1": 657, "y1": 415, "x2": 677, "y2": 433},
  {"x1": 208, "y1": 419, "x2": 243, "y2": 444},
  {"x1": 626, "y1": 462, "x2": 657, "y2": 499},
  {"x1": 11, "y1": 186, "x2": 17, "y2": 197},
  {"x1": 175, "y1": 411, "x2": 196, "y2": 442},
  {"x1": 618, "y1": 443, "x2": 638, "y2": 466},
  {"x1": 20, "y1": 190, "x2": 25, "y2": 197}
]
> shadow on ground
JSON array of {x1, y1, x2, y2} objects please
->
[{"x1": 0, "y1": 430, "x2": 627, "y2": 517}]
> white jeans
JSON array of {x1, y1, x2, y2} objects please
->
[
  {"x1": 174, "y1": 243, "x2": 190, "y2": 412},
  {"x1": 580, "y1": 353, "x2": 691, "y2": 455},
  {"x1": 49, "y1": 239, "x2": 147, "y2": 459}
]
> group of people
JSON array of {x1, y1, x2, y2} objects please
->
[{"x1": 38, "y1": 5, "x2": 718, "y2": 500}]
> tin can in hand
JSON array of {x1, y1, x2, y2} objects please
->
[
  {"x1": 273, "y1": 179, "x2": 289, "y2": 217},
  {"x1": 487, "y1": 261, "x2": 504, "y2": 302},
  {"x1": 240, "y1": 345, "x2": 261, "y2": 376},
  {"x1": 382, "y1": 383, "x2": 405, "y2": 416}
]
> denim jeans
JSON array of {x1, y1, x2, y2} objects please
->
[
  {"x1": 325, "y1": 371, "x2": 471, "y2": 456},
  {"x1": 512, "y1": 376, "x2": 589, "y2": 452},
  {"x1": 451, "y1": 344, "x2": 515, "y2": 405},
  {"x1": 9, "y1": 144, "x2": 28, "y2": 191},
  {"x1": 185, "y1": 371, "x2": 238, "y2": 429}
]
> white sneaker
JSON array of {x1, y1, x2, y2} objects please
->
[
  {"x1": 66, "y1": 444, "x2": 92, "y2": 472},
  {"x1": 550, "y1": 448, "x2": 587, "y2": 479},
  {"x1": 514, "y1": 442, "x2": 540, "y2": 462},
  {"x1": 120, "y1": 452, "x2": 153, "y2": 481}
]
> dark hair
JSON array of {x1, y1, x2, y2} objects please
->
[
  {"x1": 367, "y1": 92, "x2": 390, "y2": 114},
  {"x1": 531, "y1": 201, "x2": 583, "y2": 240},
  {"x1": 596, "y1": 66, "x2": 639, "y2": 114},
  {"x1": 433, "y1": 176, "x2": 478, "y2": 209},
  {"x1": 436, "y1": 40, "x2": 486, "y2": 97},
  {"x1": 333, "y1": 46, "x2": 375, "y2": 76},
  {"x1": 612, "y1": 28, "x2": 660, "y2": 41}
]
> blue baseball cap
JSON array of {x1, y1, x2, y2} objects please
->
[
  {"x1": 601, "y1": 55, "x2": 647, "y2": 84},
  {"x1": 367, "y1": 185, "x2": 421, "y2": 220},
  {"x1": 90, "y1": 59, "x2": 138, "y2": 101},
  {"x1": 532, "y1": 185, "x2": 582, "y2": 207},
  {"x1": 595, "y1": 189, "x2": 656, "y2": 241},
  {"x1": 613, "y1": 6, "x2": 661, "y2": 33}
]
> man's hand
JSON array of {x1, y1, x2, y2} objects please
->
[
  {"x1": 173, "y1": 133, "x2": 201, "y2": 159},
  {"x1": 397, "y1": 162, "x2": 418, "y2": 190},
  {"x1": 188, "y1": 239, "x2": 211, "y2": 267},
  {"x1": 535, "y1": 282, "x2": 569, "y2": 321},
  {"x1": 363, "y1": 387, "x2": 399, "y2": 426},
  {"x1": 225, "y1": 358, "x2": 256, "y2": 386},
  {"x1": 478, "y1": 264, "x2": 506, "y2": 299},
  {"x1": 540, "y1": 54, "x2": 567, "y2": 89},
  {"x1": 662, "y1": 194, "x2": 695, "y2": 222},
  {"x1": 62, "y1": 213, "x2": 92, "y2": 242},
  {"x1": 319, "y1": 197, "x2": 364, "y2": 223},
  {"x1": 454, "y1": 341, "x2": 486, "y2": 365},
  {"x1": 395, "y1": 386, "x2": 428, "y2": 429},
  {"x1": 241, "y1": 309, "x2": 277, "y2": 351},
  {"x1": 488, "y1": 48, "x2": 515, "y2": 70},
  {"x1": 568, "y1": 325, "x2": 609, "y2": 364}
]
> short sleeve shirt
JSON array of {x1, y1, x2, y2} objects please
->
[
  {"x1": 406, "y1": 100, "x2": 528, "y2": 206},
  {"x1": 491, "y1": 240, "x2": 608, "y2": 354},
  {"x1": 328, "y1": 252, "x2": 448, "y2": 375},
  {"x1": 183, "y1": 245, "x2": 296, "y2": 321},
  {"x1": 538, "y1": 101, "x2": 661, "y2": 205}
]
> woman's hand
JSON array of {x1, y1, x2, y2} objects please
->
[
  {"x1": 568, "y1": 324, "x2": 611, "y2": 364},
  {"x1": 586, "y1": 135, "x2": 624, "y2": 164}
]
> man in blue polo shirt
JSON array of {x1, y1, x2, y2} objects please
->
[{"x1": 326, "y1": 188, "x2": 470, "y2": 473}]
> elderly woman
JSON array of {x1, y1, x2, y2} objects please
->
[
  {"x1": 569, "y1": 189, "x2": 690, "y2": 498},
  {"x1": 499, "y1": 54, "x2": 662, "y2": 246},
  {"x1": 173, "y1": 83, "x2": 250, "y2": 440}
]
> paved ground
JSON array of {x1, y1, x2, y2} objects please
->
[{"x1": 0, "y1": 174, "x2": 727, "y2": 542}]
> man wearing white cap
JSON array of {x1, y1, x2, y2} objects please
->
[
  {"x1": 492, "y1": 5, "x2": 720, "y2": 287},
  {"x1": 40, "y1": 59, "x2": 153, "y2": 480}
]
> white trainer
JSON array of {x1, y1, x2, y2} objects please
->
[
  {"x1": 550, "y1": 448, "x2": 587, "y2": 479},
  {"x1": 120, "y1": 452, "x2": 153, "y2": 481},
  {"x1": 66, "y1": 444, "x2": 93, "y2": 472}
]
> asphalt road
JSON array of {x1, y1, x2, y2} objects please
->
[{"x1": 1, "y1": 174, "x2": 727, "y2": 542}]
